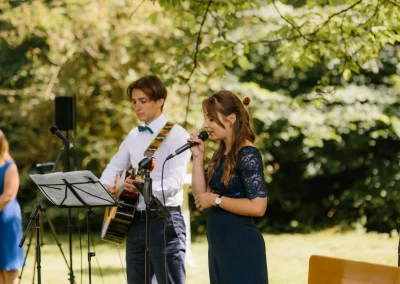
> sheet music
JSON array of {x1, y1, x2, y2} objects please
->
[{"x1": 30, "y1": 170, "x2": 116, "y2": 207}]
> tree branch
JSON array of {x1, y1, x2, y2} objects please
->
[
  {"x1": 338, "y1": 10, "x2": 349, "y2": 80},
  {"x1": 185, "y1": 0, "x2": 212, "y2": 82},
  {"x1": 183, "y1": 84, "x2": 192, "y2": 128},
  {"x1": 387, "y1": 0, "x2": 400, "y2": 8},
  {"x1": 308, "y1": 0, "x2": 364, "y2": 38},
  {"x1": 0, "y1": 87, "x2": 37, "y2": 96},
  {"x1": 259, "y1": 0, "x2": 364, "y2": 44},
  {"x1": 129, "y1": 0, "x2": 146, "y2": 19},
  {"x1": 359, "y1": 2, "x2": 381, "y2": 26},
  {"x1": 251, "y1": 34, "x2": 306, "y2": 44},
  {"x1": 272, "y1": 0, "x2": 313, "y2": 42},
  {"x1": 183, "y1": 0, "x2": 213, "y2": 127},
  {"x1": 45, "y1": 66, "x2": 61, "y2": 98}
]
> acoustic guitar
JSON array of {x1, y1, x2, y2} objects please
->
[{"x1": 101, "y1": 168, "x2": 142, "y2": 244}]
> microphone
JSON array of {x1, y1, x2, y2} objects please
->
[
  {"x1": 49, "y1": 125, "x2": 74, "y2": 149},
  {"x1": 166, "y1": 131, "x2": 209, "y2": 161}
]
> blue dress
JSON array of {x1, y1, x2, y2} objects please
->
[
  {"x1": 207, "y1": 146, "x2": 268, "y2": 284},
  {"x1": 0, "y1": 161, "x2": 25, "y2": 270}
]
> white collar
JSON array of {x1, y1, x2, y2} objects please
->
[{"x1": 142, "y1": 113, "x2": 167, "y2": 134}]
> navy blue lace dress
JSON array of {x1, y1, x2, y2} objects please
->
[{"x1": 207, "y1": 146, "x2": 268, "y2": 284}]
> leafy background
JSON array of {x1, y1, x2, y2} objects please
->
[{"x1": 0, "y1": 0, "x2": 399, "y2": 236}]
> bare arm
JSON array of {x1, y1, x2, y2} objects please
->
[
  {"x1": 189, "y1": 133, "x2": 208, "y2": 197},
  {"x1": 0, "y1": 163, "x2": 20, "y2": 211},
  {"x1": 191, "y1": 161, "x2": 208, "y2": 197}
]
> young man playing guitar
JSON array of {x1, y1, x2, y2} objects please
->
[{"x1": 100, "y1": 75, "x2": 191, "y2": 284}]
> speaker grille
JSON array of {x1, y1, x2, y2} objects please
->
[{"x1": 55, "y1": 96, "x2": 76, "y2": 131}]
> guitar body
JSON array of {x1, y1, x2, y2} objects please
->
[{"x1": 101, "y1": 169, "x2": 140, "y2": 244}]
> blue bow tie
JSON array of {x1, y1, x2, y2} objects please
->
[{"x1": 138, "y1": 125, "x2": 154, "y2": 134}]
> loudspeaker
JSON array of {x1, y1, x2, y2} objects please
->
[{"x1": 55, "y1": 96, "x2": 76, "y2": 131}]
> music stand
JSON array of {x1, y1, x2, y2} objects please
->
[
  {"x1": 29, "y1": 170, "x2": 117, "y2": 284},
  {"x1": 19, "y1": 162, "x2": 75, "y2": 284}
]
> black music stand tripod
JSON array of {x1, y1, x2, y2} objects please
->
[
  {"x1": 19, "y1": 162, "x2": 74, "y2": 284},
  {"x1": 29, "y1": 170, "x2": 117, "y2": 284},
  {"x1": 19, "y1": 143, "x2": 72, "y2": 284}
]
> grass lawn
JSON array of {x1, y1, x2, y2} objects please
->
[{"x1": 18, "y1": 230, "x2": 398, "y2": 283}]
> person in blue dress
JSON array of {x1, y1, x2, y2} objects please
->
[
  {"x1": 190, "y1": 90, "x2": 268, "y2": 284},
  {"x1": 0, "y1": 130, "x2": 24, "y2": 284}
]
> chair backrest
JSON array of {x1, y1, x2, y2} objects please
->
[{"x1": 308, "y1": 255, "x2": 400, "y2": 284}]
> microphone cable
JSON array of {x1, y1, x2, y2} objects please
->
[
  {"x1": 76, "y1": 208, "x2": 83, "y2": 284},
  {"x1": 161, "y1": 159, "x2": 169, "y2": 284},
  {"x1": 161, "y1": 160, "x2": 167, "y2": 205},
  {"x1": 90, "y1": 236, "x2": 105, "y2": 284},
  {"x1": 70, "y1": 131, "x2": 104, "y2": 284},
  {"x1": 66, "y1": 131, "x2": 83, "y2": 284},
  {"x1": 115, "y1": 243, "x2": 128, "y2": 283},
  {"x1": 72, "y1": 139, "x2": 83, "y2": 284}
]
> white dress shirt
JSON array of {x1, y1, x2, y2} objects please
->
[{"x1": 100, "y1": 114, "x2": 191, "y2": 211}]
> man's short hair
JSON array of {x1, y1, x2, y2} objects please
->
[{"x1": 126, "y1": 75, "x2": 167, "y2": 103}]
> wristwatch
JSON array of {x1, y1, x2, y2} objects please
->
[{"x1": 215, "y1": 195, "x2": 222, "y2": 207}]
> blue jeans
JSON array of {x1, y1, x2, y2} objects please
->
[{"x1": 126, "y1": 211, "x2": 186, "y2": 284}]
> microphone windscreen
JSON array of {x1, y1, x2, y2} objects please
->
[
  {"x1": 198, "y1": 131, "x2": 209, "y2": 141},
  {"x1": 50, "y1": 125, "x2": 59, "y2": 134}
]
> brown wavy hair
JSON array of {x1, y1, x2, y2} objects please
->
[
  {"x1": 0, "y1": 129, "x2": 9, "y2": 161},
  {"x1": 126, "y1": 75, "x2": 167, "y2": 110},
  {"x1": 203, "y1": 90, "x2": 255, "y2": 187}
]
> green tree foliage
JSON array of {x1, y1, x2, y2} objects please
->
[
  {"x1": 0, "y1": 0, "x2": 192, "y2": 175},
  {"x1": 250, "y1": 83, "x2": 400, "y2": 233},
  {"x1": 0, "y1": 0, "x2": 399, "y2": 234},
  {"x1": 155, "y1": 0, "x2": 400, "y2": 84},
  {"x1": 157, "y1": 0, "x2": 400, "y2": 233},
  {"x1": 188, "y1": 78, "x2": 400, "y2": 234},
  {"x1": 0, "y1": 0, "x2": 194, "y2": 213}
]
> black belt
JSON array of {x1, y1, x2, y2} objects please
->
[{"x1": 135, "y1": 206, "x2": 181, "y2": 219}]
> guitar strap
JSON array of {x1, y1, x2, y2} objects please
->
[{"x1": 143, "y1": 121, "x2": 174, "y2": 158}]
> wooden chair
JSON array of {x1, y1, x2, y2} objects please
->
[{"x1": 308, "y1": 255, "x2": 400, "y2": 283}]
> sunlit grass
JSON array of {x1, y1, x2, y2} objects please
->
[{"x1": 18, "y1": 230, "x2": 398, "y2": 284}]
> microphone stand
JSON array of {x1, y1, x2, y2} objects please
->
[
  {"x1": 65, "y1": 131, "x2": 75, "y2": 284},
  {"x1": 137, "y1": 156, "x2": 170, "y2": 284},
  {"x1": 19, "y1": 144, "x2": 66, "y2": 284},
  {"x1": 142, "y1": 170, "x2": 152, "y2": 284}
]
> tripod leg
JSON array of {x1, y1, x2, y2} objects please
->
[
  {"x1": 18, "y1": 227, "x2": 35, "y2": 283},
  {"x1": 32, "y1": 248, "x2": 37, "y2": 284},
  {"x1": 87, "y1": 208, "x2": 96, "y2": 284},
  {"x1": 68, "y1": 208, "x2": 74, "y2": 284},
  {"x1": 42, "y1": 209, "x2": 76, "y2": 284},
  {"x1": 35, "y1": 216, "x2": 42, "y2": 284},
  {"x1": 40, "y1": 211, "x2": 44, "y2": 247},
  {"x1": 90, "y1": 237, "x2": 104, "y2": 281}
]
